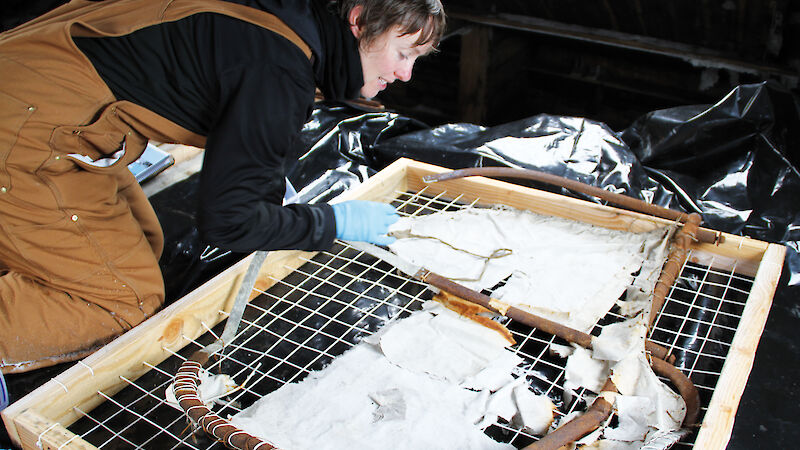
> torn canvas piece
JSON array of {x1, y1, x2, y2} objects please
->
[
  {"x1": 230, "y1": 302, "x2": 555, "y2": 449},
  {"x1": 558, "y1": 315, "x2": 687, "y2": 447},
  {"x1": 389, "y1": 207, "x2": 673, "y2": 332},
  {"x1": 164, "y1": 369, "x2": 237, "y2": 410}
]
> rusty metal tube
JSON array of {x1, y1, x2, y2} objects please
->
[
  {"x1": 651, "y1": 357, "x2": 701, "y2": 426},
  {"x1": 648, "y1": 213, "x2": 701, "y2": 328},
  {"x1": 175, "y1": 352, "x2": 275, "y2": 450},
  {"x1": 418, "y1": 269, "x2": 674, "y2": 362},
  {"x1": 423, "y1": 167, "x2": 721, "y2": 245},
  {"x1": 522, "y1": 379, "x2": 616, "y2": 450},
  {"x1": 419, "y1": 269, "x2": 594, "y2": 347}
]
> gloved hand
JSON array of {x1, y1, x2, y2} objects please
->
[{"x1": 331, "y1": 200, "x2": 399, "y2": 246}]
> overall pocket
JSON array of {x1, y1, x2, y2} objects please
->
[
  {"x1": 49, "y1": 102, "x2": 147, "y2": 174},
  {"x1": 5, "y1": 214, "x2": 100, "y2": 283}
]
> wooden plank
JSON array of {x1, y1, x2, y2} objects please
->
[
  {"x1": 406, "y1": 161, "x2": 670, "y2": 233},
  {"x1": 447, "y1": 10, "x2": 798, "y2": 79},
  {"x1": 141, "y1": 143, "x2": 204, "y2": 197},
  {"x1": 13, "y1": 409, "x2": 96, "y2": 450},
  {"x1": 693, "y1": 243, "x2": 786, "y2": 449},
  {"x1": 458, "y1": 25, "x2": 491, "y2": 124},
  {"x1": 688, "y1": 235, "x2": 770, "y2": 278},
  {"x1": 1, "y1": 254, "x2": 252, "y2": 446}
]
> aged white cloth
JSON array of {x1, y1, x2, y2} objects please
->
[
  {"x1": 389, "y1": 207, "x2": 672, "y2": 332},
  {"x1": 230, "y1": 303, "x2": 554, "y2": 449}
]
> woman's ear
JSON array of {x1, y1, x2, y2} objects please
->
[{"x1": 348, "y1": 5, "x2": 363, "y2": 38}]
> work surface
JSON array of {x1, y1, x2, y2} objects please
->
[
  {"x1": 4, "y1": 83, "x2": 800, "y2": 447},
  {"x1": 0, "y1": 158, "x2": 789, "y2": 449}
]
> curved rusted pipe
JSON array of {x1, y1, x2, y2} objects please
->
[
  {"x1": 648, "y1": 213, "x2": 701, "y2": 328},
  {"x1": 419, "y1": 270, "x2": 674, "y2": 362},
  {"x1": 175, "y1": 352, "x2": 277, "y2": 450},
  {"x1": 423, "y1": 167, "x2": 722, "y2": 245},
  {"x1": 522, "y1": 379, "x2": 616, "y2": 450},
  {"x1": 522, "y1": 356, "x2": 700, "y2": 450},
  {"x1": 651, "y1": 356, "x2": 701, "y2": 426}
]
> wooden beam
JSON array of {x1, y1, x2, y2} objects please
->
[
  {"x1": 449, "y1": 10, "x2": 799, "y2": 80},
  {"x1": 13, "y1": 410, "x2": 96, "y2": 450},
  {"x1": 693, "y1": 243, "x2": 786, "y2": 449},
  {"x1": 458, "y1": 25, "x2": 492, "y2": 124},
  {"x1": 405, "y1": 161, "x2": 769, "y2": 276}
]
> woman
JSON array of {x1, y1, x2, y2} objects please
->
[{"x1": 0, "y1": 0, "x2": 445, "y2": 373}]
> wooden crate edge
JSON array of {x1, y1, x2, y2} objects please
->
[{"x1": 693, "y1": 243, "x2": 786, "y2": 449}]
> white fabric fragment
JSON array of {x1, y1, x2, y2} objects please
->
[
  {"x1": 460, "y1": 351, "x2": 520, "y2": 392},
  {"x1": 475, "y1": 376, "x2": 526, "y2": 428},
  {"x1": 389, "y1": 207, "x2": 672, "y2": 332},
  {"x1": 598, "y1": 316, "x2": 687, "y2": 444},
  {"x1": 549, "y1": 343, "x2": 575, "y2": 358},
  {"x1": 370, "y1": 388, "x2": 406, "y2": 422},
  {"x1": 603, "y1": 395, "x2": 653, "y2": 441},
  {"x1": 616, "y1": 227, "x2": 675, "y2": 317},
  {"x1": 232, "y1": 344, "x2": 514, "y2": 450},
  {"x1": 591, "y1": 317, "x2": 647, "y2": 362},
  {"x1": 582, "y1": 439, "x2": 641, "y2": 449},
  {"x1": 164, "y1": 369, "x2": 237, "y2": 410},
  {"x1": 379, "y1": 302, "x2": 515, "y2": 384},
  {"x1": 512, "y1": 385, "x2": 554, "y2": 435},
  {"x1": 68, "y1": 148, "x2": 125, "y2": 168},
  {"x1": 564, "y1": 346, "x2": 609, "y2": 394},
  {"x1": 586, "y1": 428, "x2": 686, "y2": 449},
  {"x1": 231, "y1": 307, "x2": 525, "y2": 449},
  {"x1": 578, "y1": 424, "x2": 606, "y2": 446},
  {"x1": 609, "y1": 353, "x2": 686, "y2": 434}
]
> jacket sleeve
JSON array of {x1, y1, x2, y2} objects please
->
[{"x1": 197, "y1": 58, "x2": 336, "y2": 253}]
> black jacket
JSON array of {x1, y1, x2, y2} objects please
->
[{"x1": 75, "y1": 0, "x2": 363, "y2": 253}]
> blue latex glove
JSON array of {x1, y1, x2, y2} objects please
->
[{"x1": 332, "y1": 200, "x2": 399, "y2": 246}]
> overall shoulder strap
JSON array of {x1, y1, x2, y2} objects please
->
[{"x1": 161, "y1": 0, "x2": 312, "y2": 59}]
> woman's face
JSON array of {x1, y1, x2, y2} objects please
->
[{"x1": 354, "y1": 25, "x2": 433, "y2": 99}]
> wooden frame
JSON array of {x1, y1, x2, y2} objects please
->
[{"x1": 2, "y1": 158, "x2": 785, "y2": 449}]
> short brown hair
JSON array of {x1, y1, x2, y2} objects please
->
[{"x1": 339, "y1": 0, "x2": 446, "y2": 50}]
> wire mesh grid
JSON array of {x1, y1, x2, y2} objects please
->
[{"x1": 65, "y1": 188, "x2": 754, "y2": 449}]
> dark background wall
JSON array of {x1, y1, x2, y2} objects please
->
[{"x1": 378, "y1": 0, "x2": 800, "y2": 130}]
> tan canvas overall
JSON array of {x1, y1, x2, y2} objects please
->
[{"x1": 0, "y1": 0, "x2": 311, "y2": 373}]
